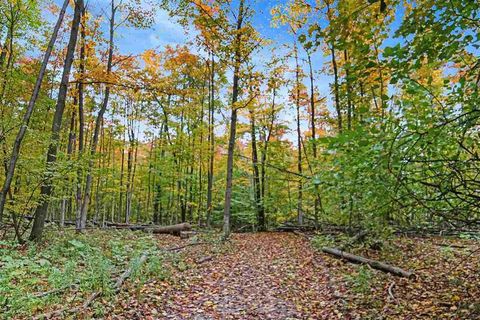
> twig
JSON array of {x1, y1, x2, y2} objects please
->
[
  {"x1": 435, "y1": 243, "x2": 470, "y2": 249},
  {"x1": 166, "y1": 241, "x2": 208, "y2": 252},
  {"x1": 31, "y1": 283, "x2": 78, "y2": 298},
  {"x1": 388, "y1": 281, "x2": 397, "y2": 303}
]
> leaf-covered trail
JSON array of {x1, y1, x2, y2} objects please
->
[{"x1": 113, "y1": 233, "x2": 344, "y2": 319}]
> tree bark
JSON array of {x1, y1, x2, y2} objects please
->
[
  {"x1": 294, "y1": 42, "x2": 303, "y2": 225},
  {"x1": 223, "y1": 0, "x2": 245, "y2": 238},
  {"x1": 206, "y1": 51, "x2": 215, "y2": 227},
  {"x1": 326, "y1": 1, "x2": 342, "y2": 133},
  {"x1": 344, "y1": 49, "x2": 353, "y2": 130},
  {"x1": 75, "y1": 5, "x2": 86, "y2": 227},
  {"x1": 249, "y1": 109, "x2": 265, "y2": 231},
  {"x1": 29, "y1": 0, "x2": 84, "y2": 241},
  {"x1": 146, "y1": 222, "x2": 191, "y2": 235},
  {"x1": 322, "y1": 247, "x2": 414, "y2": 278}
]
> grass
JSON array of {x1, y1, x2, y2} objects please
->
[{"x1": 0, "y1": 227, "x2": 168, "y2": 319}]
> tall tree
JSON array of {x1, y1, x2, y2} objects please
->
[{"x1": 30, "y1": 0, "x2": 84, "y2": 241}]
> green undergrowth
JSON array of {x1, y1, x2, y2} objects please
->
[{"x1": 0, "y1": 228, "x2": 168, "y2": 319}]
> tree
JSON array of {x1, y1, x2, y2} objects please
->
[{"x1": 30, "y1": 0, "x2": 84, "y2": 241}]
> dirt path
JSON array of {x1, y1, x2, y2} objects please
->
[{"x1": 112, "y1": 233, "x2": 345, "y2": 319}]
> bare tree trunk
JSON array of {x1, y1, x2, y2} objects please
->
[
  {"x1": 63, "y1": 104, "x2": 77, "y2": 228},
  {"x1": 153, "y1": 123, "x2": 165, "y2": 225},
  {"x1": 125, "y1": 105, "x2": 135, "y2": 224},
  {"x1": 147, "y1": 137, "x2": 154, "y2": 214},
  {"x1": 118, "y1": 137, "x2": 125, "y2": 222},
  {"x1": 0, "y1": 0, "x2": 69, "y2": 225},
  {"x1": 307, "y1": 53, "x2": 316, "y2": 158},
  {"x1": 250, "y1": 109, "x2": 265, "y2": 230},
  {"x1": 75, "y1": 10, "x2": 86, "y2": 227},
  {"x1": 206, "y1": 52, "x2": 215, "y2": 228},
  {"x1": 344, "y1": 49, "x2": 353, "y2": 130},
  {"x1": 30, "y1": 0, "x2": 83, "y2": 241},
  {"x1": 0, "y1": 6, "x2": 17, "y2": 105},
  {"x1": 223, "y1": 0, "x2": 245, "y2": 238},
  {"x1": 130, "y1": 138, "x2": 138, "y2": 222},
  {"x1": 307, "y1": 52, "x2": 321, "y2": 225},
  {"x1": 294, "y1": 43, "x2": 303, "y2": 225},
  {"x1": 326, "y1": 1, "x2": 342, "y2": 133},
  {"x1": 260, "y1": 86, "x2": 276, "y2": 220},
  {"x1": 331, "y1": 45, "x2": 341, "y2": 132}
]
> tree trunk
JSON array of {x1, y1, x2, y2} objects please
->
[
  {"x1": 206, "y1": 51, "x2": 215, "y2": 228},
  {"x1": 0, "y1": 0, "x2": 69, "y2": 225},
  {"x1": 78, "y1": 0, "x2": 115, "y2": 231},
  {"x1": 223, "y1": 0, "x2": 245, "y2": 238},
  {"x1": 344, "y1": 49, "x2": 353, "y2": 130},
  {"x1": 326, "y1": 1, "x2": 342, "y2": 133},
  {"x1": 75, "y1": 9, "x2": 86, "y2": 228},
  {"x1": 29, "y1": 0, "x2": 84, "y2": 241},
  {"x1": 250, "y1": 109, "x2": 265, "y2": 231},
  {"x1": 322, "y1": 247, "x2": 414, "y2": 278},
  {"x1": 153, "y1": 123, "x2": 165, "y2": 225},
  {"x1": 294, "y1": 43, "x2": 303, "y2": 225},
  {"x1": 260, "y1": 86, "x2": 276, "y2": 218},
  {"x1": 146, "y1": 222, "x2": 191, "y2": 235}
]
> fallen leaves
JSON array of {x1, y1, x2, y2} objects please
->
[
  {"x1": 110, "y1": 232, "x2": 343, "y2": 319},
  {"x1": 104, "y1": 232, "x2": 479, "y2": 319}
]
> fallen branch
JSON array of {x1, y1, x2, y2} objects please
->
[
  {"x1": 388, "y1": 282, "x2": 396, "y2": 302},
  {"x1": 276, "y1": 224, "x2": 315, "y2": 232},
  {"x1": 292, "y1": 230, "x2": 312, "y2": 239},
  {"x1": 32, "y1": 283, "x2": 78, "y2": 298},
  {"x1": 196, "y1": 255, "x2": 213, "y2": 264},
  {"x1": 435, "y1": 243, "x2": 470, "y2": 249},
  {"x1": 166, "y1": 241, "x2": 208, "y2": 252},
  {"x1": 114, "y1": 253, "x2": 148, "y2": 292},
  {"x1": 322, "y1": 247, "x2": 414, "y2": 278}
]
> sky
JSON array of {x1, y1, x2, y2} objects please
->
[{"x1": 47, "y1": 0, "x2": 404, "y2": 142}]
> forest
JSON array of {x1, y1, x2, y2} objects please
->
[{"x1": 0, "y1": 0, "x2": 479, "y2": 318}]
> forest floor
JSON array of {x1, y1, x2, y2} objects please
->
[
  {"x1": 111, "y1": 232, "x2": 480, "y2": 320},
  {"x1": 2, "y1": 230, "x2": 479, "y2": 319}
]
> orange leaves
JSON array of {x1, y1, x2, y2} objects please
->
[
  {"x1": 141, "y1": 49, "x2": 161, "y2": 72},
  {"x1": 192, "y1": 0, "x2": 219, "y2": 17}
]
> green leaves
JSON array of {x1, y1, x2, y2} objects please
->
[{"x1": 68, "y1": 239, "x2": 86, "y2": 249}]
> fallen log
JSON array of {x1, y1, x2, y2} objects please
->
[
  {"x1": 145, "y1": 222, "x2": 191, "y2": 235},
  {"x1": 276, "y1": 224, "x2": 315, "y2": 232},
  {"x1": 196, "y1": 255, "x2": 213, "y2": 264},
  {"x1": 180, "y1": 231, "x2": 197, "y2": 239},
  {"x1": 322, "y1": 247, "x2": 414, "y2": 278}
]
